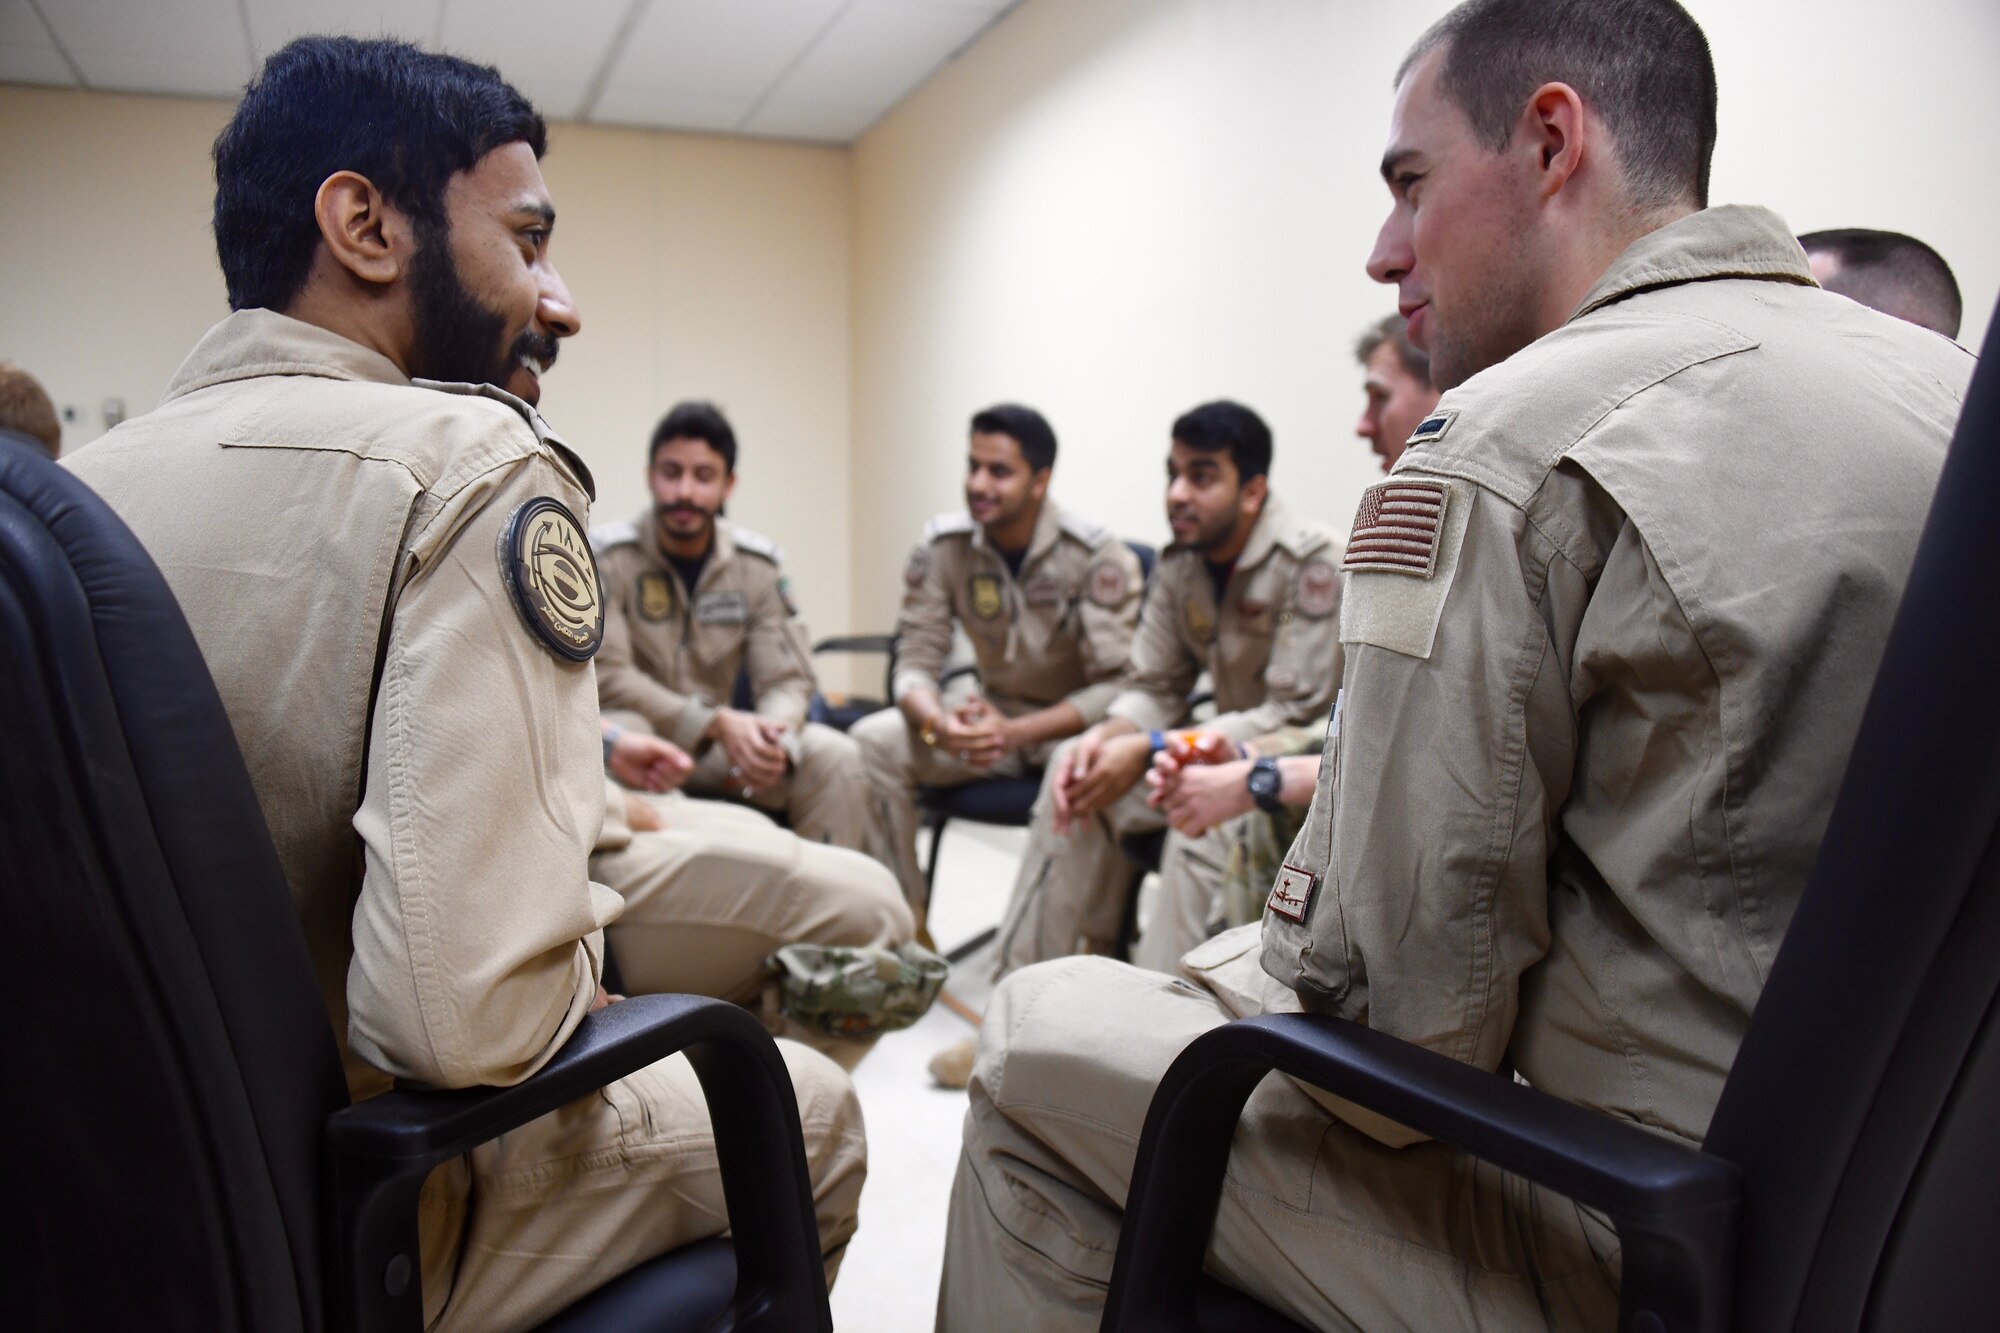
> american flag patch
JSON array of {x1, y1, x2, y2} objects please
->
[{"x1": 1342, "y1": 478, "x2": 1450, "y2": 578}]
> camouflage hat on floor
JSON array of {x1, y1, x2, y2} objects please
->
[{"x1": 769, "y1": 941, "x2": 950, "y2": 1038}]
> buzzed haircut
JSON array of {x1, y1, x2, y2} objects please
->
[
  {"x1": 970, "y1": 403, "x2": 1057, "y2": 473},
  {"x1": 650, "y1": 400, "x2": 737, "y2": 472},
  {"x1": 213, "y1": 36, "x2": 547, "y2": 314},
  {"x1": 1401, "y1": 0, "x2": 1717, "y2": 209},
  {"x1": 1354, "y1": 314, "x2": 1433, "y2": 389},
  {"x1": 0, "y1": 361, "x2": 61, "y2": 458},
  {"x1": 1799, "y1": 228, "x2": 1963, "y2": 340},
  {"x1": 1172, "y1": 400, "x2": 1273, "y2": 483}
]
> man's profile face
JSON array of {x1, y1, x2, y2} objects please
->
[
  {"x1": 965, "y1": 430, "x2": 1047, "y2": 535},
  {"x1": 1165, "y1": 441, "x2": 1248, "y2": 552},
  {"x1": 1356, "y1": 338, "x2": 1442, "y2": 473},
  {"x1": 407, "y1": 141, "x2": 581, "y2": 406},
  {"x1": 1367, "y1": 46, "x2": 1546, "y2": 392},
  {"x1": 650, "y1": 436, "x2": 735, "y2": 550}
]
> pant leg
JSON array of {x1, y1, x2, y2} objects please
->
[
  {"x1": 992, "y1": 738, "x2": 1163, "y2": 979},
  {"x1": 937, "y1": 954, "x2": 1620, "y2": 1333},
  {"x1": 780, "y1": 721, "x2": 870, "y2": 849},
  {"x1": 851, "y1": 706, "x2": 1026, "y2": 913},
  {"x1": 592, "y1": 796, "x2": 914, "y2": 1068},
  {"x1": 1130, "y1": 822, "x2": 1233, "y2": 975},
  {"x1": 423, "y1": 1039, "x2": 865, "y2": 1333}
]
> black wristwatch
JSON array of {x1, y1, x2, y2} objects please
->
[{"x1": 1246, "y1": 757, "x2": 1284, "y2": 813}]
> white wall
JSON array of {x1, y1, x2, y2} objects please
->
[
  {"x1": 849, "y1": 0, "x2": 2000, "y2": 636},
  {"x1": 0, "y1": 86, "x2": 858, "y2": 666}
]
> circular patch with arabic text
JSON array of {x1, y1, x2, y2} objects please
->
[{"x1": 499, "y1": 497, "x2": 604, "y2": 662}]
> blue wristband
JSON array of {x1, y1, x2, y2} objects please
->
[{"x1": 1149, "y1": 729, "x2": 1167, "y2": 754}]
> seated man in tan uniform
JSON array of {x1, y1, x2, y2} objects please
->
[
  {"x1": 850, "y1": 403, "x2": 1142, "y2": 924},
  {"x1": 929, "y1": 402, "x2": 1344, "y2": 1084},
  {"x1": 1140, "y1": 314, "x2": 1440, "y2": 945},
  {"x1": 936, "y1": 2, "x2": 1974, "y2": 1328},
  {"x1": 593, "y1": 400, "x2": 867, "y2": 846},
  {"x1": 65, "y1": 38, "x2": 862, "y2": 1333},
  {"x1": 595, "y1": 722, "x2": 915, "y2": 1069}
]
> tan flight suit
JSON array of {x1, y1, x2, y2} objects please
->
[
  {"x1": 939, "y1": 206, "x2": 1975, "y2": 1331},
  {"x1": 592, "y1": 779, "x2": 914, "y2": 1068},
  {"x1": 65, "y1": 310, "x2": 865, "y2": 1333},
  {"x1": 594, "y1": 513, "x2": 867, "y2": 847},
  {"x1": 993, "y1": 493, "x2": 1343, "y2": 977},
  {"x1": 850, "y1": 499, "x2": 1142, "y2": 911}
]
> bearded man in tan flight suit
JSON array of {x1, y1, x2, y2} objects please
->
[
  {"x1": 594, "y1": 400, "x2": 868, "y2": 847},
  {"x1": 927, "y1": 401, "x2": 1344, "y2": 1086},
  {"x1": 935, "y1": 2, "x2": 1974, "y2": 1329},
  {"x1": 64, "y1": 38, "x2": 862, "y2": 1333},
  {"x1": 850, "y1": 403, "x2": 1142, "y2": 923}
]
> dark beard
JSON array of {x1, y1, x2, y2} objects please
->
[{"x1": 405, "y1": 221, "x2": 557, "y2": 389}]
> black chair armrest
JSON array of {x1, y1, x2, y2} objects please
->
[
  {"x1": 327, "y1": 993, "x2": 830, "y2": 1332},
  {"x1": 1102, "y1": 1013, "x2": 1740, "y2": 1333},
  {"x1": 813, "y1": 633, "x2": 894, "y2": 655}
]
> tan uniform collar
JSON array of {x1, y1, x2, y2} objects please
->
[
  {"x1": 1229, "y1": 492, "x2": 1299, "y2": 573},
  {"x1": 163, "y1": 308, "x2": 412, "y2": 402},
  {"x1": 971, "y1": 497, "x2": 1063, "y2": 572},
  {"x1": 1570, "y1": 204, "x2": 1814, "y2": 323}
]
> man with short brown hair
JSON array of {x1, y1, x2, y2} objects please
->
[
  {"x1": 0, "y1": 361, "x2": 61, "y2": 458},
  {"x1": 936, "y1": 3, "x2": 1973, "y2": 1328}
]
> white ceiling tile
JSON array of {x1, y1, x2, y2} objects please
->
[
  {"x1": 739, "y1": 95, "x2": 881, "y2": 144},
  {"x1": 591, "y1": 0, "x2": 841, "y2": 125},
  {"x1": 765, "y1": 0, "x2": 992, "y2": 110},
  {"x1": 435, "y1": 0, "x2": 633, "y2": 120},
  {"x1": 0, "y1": 42, "x2": 74, "y2": 85},
  {"x1": 591, "y1": 89, "x2": 752, "y2": 136},
  {"x1": 44, "y1": 0, "x2": 251, "y2": 96},
  {"x1": 241, "y1": 0, "x2": 443, "y2": 59},
  {"x1": 0, "y1": 0, "x2": 54, "y2": 46}
]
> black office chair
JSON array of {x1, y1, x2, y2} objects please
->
[
  {"x1": 0, "y1": 438, "x2": 832, "y2": 1333},
  {"x1": 1101, "y1": 315, "x2": 2000, "y2": 1333},
  {"x1": 916, "y1": 540, "x2": 1159, "y2": 958}
]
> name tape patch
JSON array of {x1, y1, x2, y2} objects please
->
[
  {"x1": 500, "y1": 497, "x2": 603, "y2": 662},
  {"x1": 1342, "y1": 478, "x2": 1451, "y2": 579},
  {"x1": 696, "y1": 590, "x2": 748, "y2": 625}
]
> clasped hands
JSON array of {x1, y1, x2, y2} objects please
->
[
  {"x1": 708, "y1": 706, "x2": 793, "y2": 795},
  {"x1": 1145, "y1": 729, "x2": 1255, "y2": 838},
  {"x1": 932, "y1": 694, "x2": 1025, "y2": 769}
]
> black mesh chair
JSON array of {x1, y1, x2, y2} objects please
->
[
  {"x1": 0, "y1": 438, "x2": 832, "y2": 1333},
  {"x1": 1101, "y1": 314, "x2": 2000, "y2": 1333},
  {"x1": 917, "y1": 541, "x2": 1158, "y2": 958}
]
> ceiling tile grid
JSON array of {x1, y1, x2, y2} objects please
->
[{"x1": 7, "y1": 0, "x2": 1018, "y2": 143}]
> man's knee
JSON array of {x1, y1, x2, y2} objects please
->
[{"x1": 808, "y1": 844, "x2": 917, "y2": 946}]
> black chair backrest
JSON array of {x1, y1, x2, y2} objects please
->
[
  {"x1": 1126, "y1": 539, "x2": 1158, "y2": 586},
  {"x1": 1705, "y1": 314, "x2": 2000, "y2": 1331},
  {"x1": 0, "y1": 441, "x2": 348, "y2": 1332}
]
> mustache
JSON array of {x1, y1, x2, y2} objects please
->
[{"x1": 510, "y1": 327, "x2": 559, "y2": 372}]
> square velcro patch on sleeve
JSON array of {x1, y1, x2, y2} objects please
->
[{"x1": 1342, "y1": 478, "x2": 1451, "y2": 578}]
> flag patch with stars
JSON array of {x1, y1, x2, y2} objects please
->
[{"x1": 1342, "y1": 478, "x2": 1451, "y2": 578}]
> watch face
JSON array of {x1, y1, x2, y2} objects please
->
[{"x1": 1248, "y1": 760, "x2": 1281, "y2": 807}]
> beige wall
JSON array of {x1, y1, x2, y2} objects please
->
[
  {"x1": 849, "y1": 0, "x2": 2000, "y2": 638},
  {"x1": 0, "y1": 85, "x2": 857, "y2": 661}
]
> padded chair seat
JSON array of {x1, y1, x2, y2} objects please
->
[
  {"x1": 532, "y1": 1239, "x2": 735, "y2": 1333},
  {"x1": 917, "y1": 773, "x2": 1042, "y2": 826}
]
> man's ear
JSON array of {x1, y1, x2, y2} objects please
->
[
  {"x1": 1030, "y1": 467, "x2": 1053, "y2": 503},
  {"x1": 312, "y1": 171, "x2": 409, "y2": 287},
  {"x1": 1241, "y1": 473, "x2": 1269, "y2": 510},
  {"x1": 1520, "y1": 81, "x2": 1588, "y2": 201}
]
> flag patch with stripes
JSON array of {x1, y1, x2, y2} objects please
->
[{"x1": 1342, "y1": 479, "x2": 1451, "y2": 578}]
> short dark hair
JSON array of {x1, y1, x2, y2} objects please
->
[
  {"x1": 1354, "y1": 314, "x2": 1432, "y2": 388},
  {"x1": 212, "y1": 36, "x2": 547, "y2": 313},
  {"x1": 1400, "y1": 0, "x2": 1717, "y2": 209},
  {"x1": 969, "y1": 403, "x2": 1057, "y2": 473},
  {"x1": 1171, "y1": 400, "x2": 1272, "y2": 483},
  {"x1": 1798, "y1": 228, "x2": 1963, "y2": 339},
  {"x1": 650, "y1": 400, "x2": 737, "y2": 472}
]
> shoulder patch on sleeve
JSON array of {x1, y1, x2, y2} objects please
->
[
  {"x1": 500, "y1": 497, "x2": 603, "y2": 663},
  {"x1": 1087, "y1": 557, "x2": 1131, "y2": 608},
  {"x1": 588, "y1": 518, "x2": 640, "y2": 553},
  {"x1": 1338, "y1": 479, "x2": 1473, "y2": 660},
  {"x1": 728, "y1": 524, "x2": 784, "y2": 565},
  {"x1": 1343, "y1": 478, "x2": 1451, "y2": 578},
  {"x1": 904, "y1": 543, "x2": 932, "y2": 588},
  {"x1": 1295, "y1": 559, "x2": 1340, "y2": 619},
  {"x1": 922, "y1": 511, "x2": 976, "y2": 543}
]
